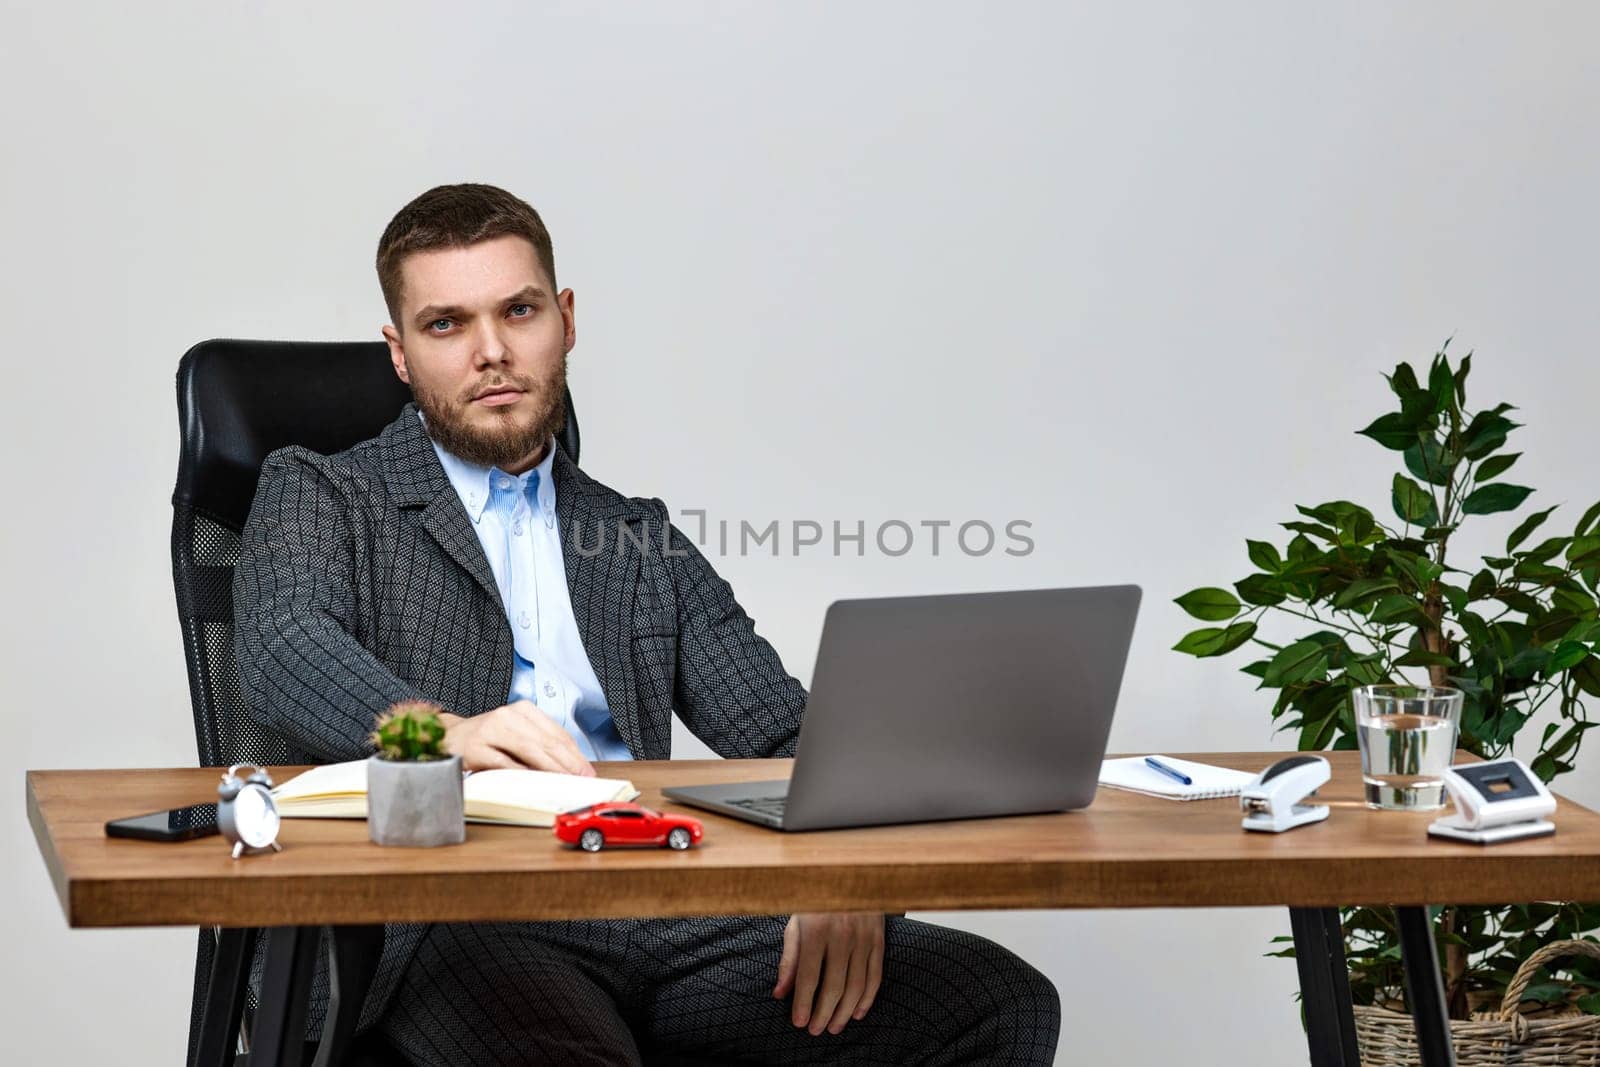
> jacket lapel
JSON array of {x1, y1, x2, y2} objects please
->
[
  {"x1": 552, "y1": 443, "x2": 649, "y2": 757},
  {"x1": 379, "y1": 404, "x2": 504, "y2": 611}
]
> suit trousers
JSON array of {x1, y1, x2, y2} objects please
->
[{"x1": 376, "y1": 915, "x2": 1061, "y2": 1065}]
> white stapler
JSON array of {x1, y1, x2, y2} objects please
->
[
  {"x1": 1428, "y1": 758, "x2": 1556, "y2": 844},
  {"x1": 1240, "y1": 755, "x2": 1331, "y2": 833}
]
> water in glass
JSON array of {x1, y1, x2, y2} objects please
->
[{"x1": 1353, "y1": 686, "x2": 1463, "y2": 810}]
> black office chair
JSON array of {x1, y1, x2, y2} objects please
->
[{"x1": 171, "y1": 338, "x2": 578, "y2": 1065}]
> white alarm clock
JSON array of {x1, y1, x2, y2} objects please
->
[
  {"x1": 1428, "y1": 758, "x2": 1556, "y2": 845},
  {"x1": 217, "y1": 763, "x2": 283, "y2": 859}
]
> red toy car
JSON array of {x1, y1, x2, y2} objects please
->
[{"x1": 553, "y1": 802, "x2": 705, "y2": 852}]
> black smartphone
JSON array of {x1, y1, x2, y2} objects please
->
[{"x1": 105, "y1": 802, "x2": 220, "y2": 842}]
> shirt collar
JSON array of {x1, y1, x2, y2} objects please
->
[{"x1": 418, "y1": 410, "x2": 557, "y2": 525}]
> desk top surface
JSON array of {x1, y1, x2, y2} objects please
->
[{"x1": 27, "y1": 752, "x2": 1600, "y2": 928}]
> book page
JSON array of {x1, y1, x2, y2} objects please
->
[
  {"x1": 463, "y1": 769, "x2": 636, "y2": 821},
  {"x1": 273, "y1": 760, "x2": 368, "y2": 802}
]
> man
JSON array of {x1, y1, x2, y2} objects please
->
[{"x1": 234, "y1": 183, "x2": 1060, "y2": 1065}]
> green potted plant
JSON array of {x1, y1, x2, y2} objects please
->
[
  {"x1": 1172, "y1": 344, "x2": 1600, "y2": 1036},
  {"x1": 367, "y1": 700, "x2": 465, "y2": 848}
]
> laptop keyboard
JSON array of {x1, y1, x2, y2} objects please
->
[{"x1": 726, "y1": 795, "x2": 788, "y2": 819}]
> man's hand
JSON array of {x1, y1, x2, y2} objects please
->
[
  {"x1": 439, "y1": 701, "x2": 595, "y2": 776},
  {"x1": 772, "y1": 912, "x2": 885, "y2": 1036}
]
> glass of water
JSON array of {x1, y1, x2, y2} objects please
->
[{"x1": 1352, "y1": 685, "x2": 1464, "y2": 810}]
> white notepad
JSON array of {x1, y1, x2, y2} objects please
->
[{"x1": 1098, "y1": 755, "x2": 1255, "y2": 801}]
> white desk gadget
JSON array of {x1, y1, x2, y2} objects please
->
[
  {"x1": 1427, "y1": 758, "x2": 1556, "y2": 844},
  {"x1": 1241, "y1": 755, "x2": 1331, "y2": 833}
]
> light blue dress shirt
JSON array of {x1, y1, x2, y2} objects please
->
[{"x1": 425, "y1": 418, "x2": 632, "y2": 762}]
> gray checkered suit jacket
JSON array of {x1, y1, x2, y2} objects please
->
[{"x1": 233, "y1": 401, "x2": 808, "y2": 1029}]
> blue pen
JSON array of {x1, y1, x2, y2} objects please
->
[{"x1": 1145, "y1": 757, "x2": 1193, "y2": 785}]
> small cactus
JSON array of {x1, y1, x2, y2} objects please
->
[{"x1": 371, "y1": 701, "x2": 449, "y2": 761}]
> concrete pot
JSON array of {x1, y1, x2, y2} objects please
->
[{"x1": 367, "y1": 754, "x2": 466, "y2": 847}]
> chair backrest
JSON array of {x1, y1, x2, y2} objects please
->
[{"x1": 171, "y1": 338, "x2": 580, "y2": 767}]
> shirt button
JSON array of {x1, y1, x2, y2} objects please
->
[
  {"x1": 512, "y1": 523, "x2": 523, "y2": 535},
  {"x1": 519, "y1": 611, "x2": 531, "y2": 629},
  {"x1": 544, "y1": 681, "x2": 557, "y2": 699}
]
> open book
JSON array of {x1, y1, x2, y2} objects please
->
[
  {"x1": 1098, "y1": 755, "x2": 1255, "y2": 801},
  {"x1": 272, "y1": 760, "x2": 639, "y2": 827}
]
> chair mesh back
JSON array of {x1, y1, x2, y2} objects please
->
[{"x1": 171, "y1": 505, "x2": 294, "y2": 768}]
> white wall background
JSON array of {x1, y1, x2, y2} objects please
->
[{"x1": 4, "y1": 2, "x2": 1599, "y2": 1063}]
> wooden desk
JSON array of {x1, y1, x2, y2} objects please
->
[{"x1": 30, "y1": 752, "x2": 1600, "y2": 1067}]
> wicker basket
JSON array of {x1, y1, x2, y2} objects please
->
[{"x1": 1354, "y1": 941, "x2": 1600, "y2": 1066}]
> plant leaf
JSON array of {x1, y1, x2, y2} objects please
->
[
  {"x1": 1554, "y1": 598, "x2": 1600, "y2": 632},
  {"x1": 1392, "y1": 474, "x2": 1437, "y2": 525},
  {"x1": 1403, "y1": 436, "x2": 1454, "y2": 487},
  {"x1": 1427, "y1": 355, "x2": 1455, "y2": 414},
  {"x1": 1517, "y1": 536, "x2": 1570, "y2": 564},
  {"x1": 1458, "y1": 610, "x2": 1494, "y2": 652},
  {"x1": 1461, "y1": 483, "x2": 1534, "y2": 516},
  {"x1": 1282, "y1": 520, "x2": 1340, "y2": 543},
  {"x1": 1507, "y1": 506, "x2": 1559, "y2": 552},
  {"x1": 1344, "y1": 656, "x2": 1387, "y2": 685},
  {"x1": 1358, "y1": 413, "x2": 1424, "y2": 451},
  {"x1": 1303, "y1": 707, "x2": 1339, "y2": 750},
  {"x1": 1494, "y1": 588, "x2": 1546, "y2": 617},
  {"x1": 1334, "y1": 578, "x2": 1400, "y2": 610},
  {"x1": 1545, "y1": 723, "x2": 1592, "y2": 763},
  {"x1": 1264, "y1": 640, "x2": 1331, "y2": 687},
  {"x1": 1287, "y1": 534, "x2": 1318, "y2": 563},
  {"x1": 1570, "y1": 536, "x2": 1600, "y2": 568},
  {"x1": 1234, "y1": 573, "x2": 1287, "y2": 607},
  {"x1": 1467, "y1": 569, "x2": 1496, "y2": 601},
  {"x1": 1395, "y1": 649, "x2": 1455, "y2": 668},
  {"x1": 1246, "y1": 540, "x2": 1283, "y2": 573},
  {"x1": 1371, "y1": 594, "x2": 1430, "y2": 626},
  {"x1": 1549, "y1": 642, "x2": 1590, "y2": 673},
  {"x1": 1475, "y1": 452, "x2": 1521, "y2": 483},
  {"x1": 1574, "y1": 657, "x2": 1600, "y2": 699},
  {"x1": 1172, "y1": 621, "x2": 1257, "y2": 659},
  {"x1": 1514, "y1": 559, "x2": 1567, "y2": 582},
  {"x1": 1577, "y1": 500, "x2": 1600, "y2": 538},
  {"x1": 1212, "y1": 623, "x2": 1261, "y2": 657},
  {"x1": 1175, "y1": 587, "x2": 1242, "y2": 622},
  {"x1": 1387, "y1": 361, "x2": 1421, "y2": 401},
  {"x1": 1460, "y1": 411, "x2": 1520, "y2": 460}
]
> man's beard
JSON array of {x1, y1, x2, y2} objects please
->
[{"x1": 413, "y1": 356, "x2": 568, "y2": 470}]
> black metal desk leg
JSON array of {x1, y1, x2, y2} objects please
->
[
  {"x1": 250, "y1": 925, "x2": 320, "y2": 1067},
  {"x1": 193, "y1": 926, "x2": 258, "y2": 1067},
  {"x1": 1396, "y1": 906, "x2": 1457, "y2": 1067},
  {"x1": 1288, "y1": 907, "x2": 1361, "y2": 1067},
  {"x1": 310, "y1": 924, "x2": 386, "y2": 1067}
]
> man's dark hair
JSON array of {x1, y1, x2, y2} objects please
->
[{"x1": 376, "y1": 183, "x2": 557, "y2": 329}]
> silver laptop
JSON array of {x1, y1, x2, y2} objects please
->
[{"x1": 662, "y1": 584, "x2": 1141, "y2": 831}]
